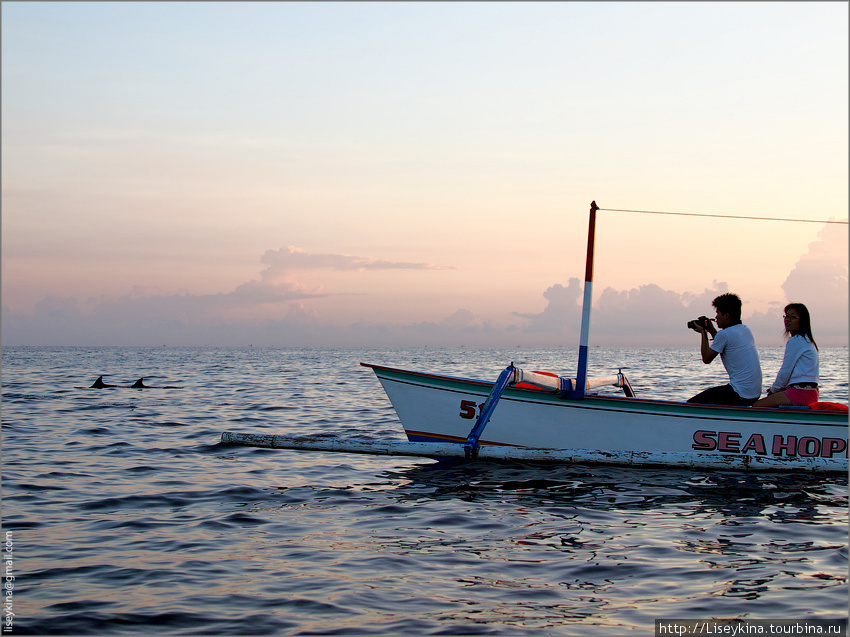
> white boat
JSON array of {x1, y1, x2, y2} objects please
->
[
  {"x1": 222, "y1": 201, "x2": 848, "y2": 472},
  {"x1": 360, "y1": 362, "x2": 848, "y2": 472},
  {"x1": 353, "y1": 201, "x2": 848, "y2": 472}
]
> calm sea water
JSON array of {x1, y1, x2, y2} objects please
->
[{"x1": 2, "y1": 346, "x2": 847, "y2": 635}]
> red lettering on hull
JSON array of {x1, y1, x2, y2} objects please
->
[
  {"x1": 822, "y1": 438, "x2": 847, "y2": 458},
  {"x1": 693, "y1": 430, "x2": 847, "y2": 459},
  {"x1": 692, "y1": 430, "x2": 716, "y2": 451},
  {"x1": 717, "y1": 431, "x2": 740, "y2": 452},
  {"x1": 772, "y1": 435, "x2": 797, "y2": 457},
  {"x1": 741, "y1": 434, "x2": 766, "y2": 455},
  {"x1": 797, "y1": 437, "x2": 820, "y2": 457}
]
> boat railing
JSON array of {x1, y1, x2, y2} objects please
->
[{"x1": 514, "y1": 367, "x2": 635, "y2": 398}]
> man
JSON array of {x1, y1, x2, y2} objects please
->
[{"x1": 687, "y1": 293, "x2": 762, "y2": 406}]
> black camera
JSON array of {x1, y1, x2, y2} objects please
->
[{"x1": 687, "y1": 316, "x2": 712, "y2": 331}]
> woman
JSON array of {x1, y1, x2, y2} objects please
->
[{"x1": 753, "y1": 303, "x2": 819, "y2": 407}]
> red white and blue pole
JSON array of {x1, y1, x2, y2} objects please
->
[{"x1": 572, "y1": 201, "x2": 598, "y2": 398}]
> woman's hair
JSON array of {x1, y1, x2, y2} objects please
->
[{"x1": 785, "y1": 302, "x2": 818, "y2": 350}]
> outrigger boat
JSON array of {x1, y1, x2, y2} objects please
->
[{"x1": 222, "y1": 202, "x2": 848, "y2": 472}]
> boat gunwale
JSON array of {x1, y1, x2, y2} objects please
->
[{"x1": 360, "y1": 362, "x2": 849, "y2": 426}]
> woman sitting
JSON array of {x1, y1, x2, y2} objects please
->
[{"x1": 753, "y1": 303, "x2": 819, "y2": 407}]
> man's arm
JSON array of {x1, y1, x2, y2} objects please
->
[{"x1": 700, "y1": 330, "x2": 718, "y2": 364}]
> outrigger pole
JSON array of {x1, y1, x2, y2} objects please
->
[
  {"x1": 463, "y1": 363, "x2": 517, "y2": 458},
  {"x1": 219, "y1": 431, "x2": 773, "y2": 469}
]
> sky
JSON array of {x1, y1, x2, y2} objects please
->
[{"x1": 2, "y1": 1, "x2": 848, "y2": 349}]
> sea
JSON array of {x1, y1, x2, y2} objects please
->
[{"x1": 1, "y1": 346, "x2": 848, "y2": 636}]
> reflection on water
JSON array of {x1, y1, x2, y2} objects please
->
[{"x1": 2, "y1": 346, "x2": 846, "y2": 635}]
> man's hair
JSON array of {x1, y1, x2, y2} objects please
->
[{"x1": 712, "y1": 293, "x2": 742, "y2": 323}]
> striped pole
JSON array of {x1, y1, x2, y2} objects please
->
[{"x1": 573, "y1": 201, "x2": 598, "y2": 399}]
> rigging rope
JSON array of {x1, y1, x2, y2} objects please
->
[{"x1": 599, "y1": 208, "x2": 848, "y2": 225}]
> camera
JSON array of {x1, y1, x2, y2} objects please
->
[{"x1": 687, "y1": 316, "x2": 712, "y2": 331}]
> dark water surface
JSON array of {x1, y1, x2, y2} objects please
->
[{"x1": 2, "y1": 346, "x2": 847, "y2": 635}]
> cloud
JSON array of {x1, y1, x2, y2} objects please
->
[
  {"x1": 779, "y1": 223, "x2": 848, "y2": 342},
  {"x1": 228, "y1": 278, "x2": 326, "y2": 306},
  {"x1": 504, "y1": 223, "x2": 847, "y2": 347},
  {"x1": 512, "y1": 278, "x2": 734, "y2": 346},
  {"x1": 783, "y1": 224, "x2": 847, "y2": 300},
  {"x1": 0, "y1": 246, "x2": 458, "y2": 346},
  {"x1": 259, "y1": 247, "x2": 453, "y2": 274},
  {"x1": 512, "y1": 280, "x2": 582, "y2": 333},
  {"x1": 284, "y1": 301, "x2": 319, "y2": 324},
  {"x1": 2, "y1": 234, "x2": 847, "y2": 347}
]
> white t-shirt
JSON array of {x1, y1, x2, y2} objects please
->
[
  {"x1": 710, "y1": 323, "x2": 763, "y2": 400},
  {"x1": 769, "y1": 334, "x2": 819, "y2": 392}
]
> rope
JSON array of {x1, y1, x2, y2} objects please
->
[{"x1": 599, "y1": 208, "x2": 848, "y2": 225}]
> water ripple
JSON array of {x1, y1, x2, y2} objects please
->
[{"x1": 2, "y1": 346, "x2": 846, "y2": 634}]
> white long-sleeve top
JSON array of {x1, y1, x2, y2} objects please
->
[{"x1": 769, "y1": 334, "x2": 819, "y2": 393}]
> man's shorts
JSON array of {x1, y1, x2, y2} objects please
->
[{"x1": 687, "y1": 384, "x2": 758, "y2": 406}]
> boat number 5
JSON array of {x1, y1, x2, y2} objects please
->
[{"x1": 459, "y1": 400, "x2": 485, "y2": 419}]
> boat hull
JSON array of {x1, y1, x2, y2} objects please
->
[{"x1": 363, "y1": 364, "x2": 849, "y2": 473}]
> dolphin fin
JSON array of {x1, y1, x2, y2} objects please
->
[{"x1": 91, "y1": 376, "x2": 116, "y2": 388}]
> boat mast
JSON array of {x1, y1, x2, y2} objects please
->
[{"x1": 572, "y1": 200, "x2": 598, "y2": 399}]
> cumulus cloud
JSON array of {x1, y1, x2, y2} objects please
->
[
  {"x1": 512, "y1": 278, "x2": 735, "y2": 346},
  {"x1": 228, "y1": 278, "x2": 326, "y2": 305},
  {"x1": 779, "y1": 223, "x2": 848, "y2": 342},
  {"x1": 505, "y1": 223, "x2": 847, "y2": 347},
  {"x1": 512, "y1": 280, "x2": 582, "y2": 333},
  {"x1": 440, "y1": 309, "x2": 479, "y2": 330},
  {"x1": 783, "y1": 224, "x2": 847, "y2": 300},
  {"x1": 284, "y1": 301, "x2": 319, "y2": 324}
]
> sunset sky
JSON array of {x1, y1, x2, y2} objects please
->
[{"x1": 2, "y1": 2, "x2": 847, "y2": 348}]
